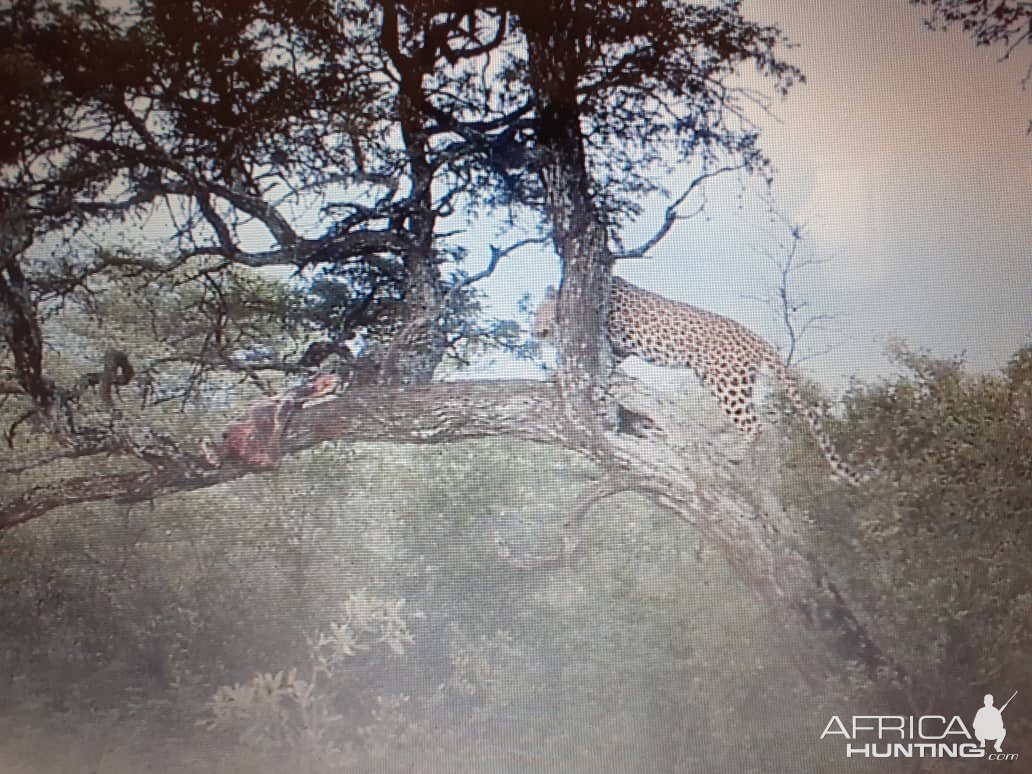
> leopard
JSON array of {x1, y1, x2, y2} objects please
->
[
  {"x1": 202, "y1": 372, "x2": 339, "y2": 471},
  {"x1": 534, "y1": 277, "x2": 862, "y2": 485}
]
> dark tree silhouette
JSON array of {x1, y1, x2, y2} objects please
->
[
  {"x1": 913, "y1": 0, "x2": 1032, "y2": 56},
  {"x1": 912, "y1": 0, "x2": 1032, "y2": 127},
  {"x1": 1, "y1": 0, "x2": 912, "y2": 694}
]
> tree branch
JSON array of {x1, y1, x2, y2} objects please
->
[
  {"x1": 445, "y1": 236, "x2": 550, "y2": 302},
  {"x1": 613, "y1": 164, "x2": 744, "y2": 260},
  {"x1": 0, "y1": 375, "x2": 906, "y2": 687},
  {"x1": 0, "y1": 380, "x2": 559, "y2": 528}
]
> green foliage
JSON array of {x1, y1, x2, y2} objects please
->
[
  {"x1": 303, "y1": 261, "x2": 534, "y2": 369},
  {"x1": 61, "y1": 256, "x2": 313, "y2": 388},
  {"x1": 847, "y1": 343, "x2": 1031, "y2": 518},
  {"x1": 0, "y1": 255, "x2": 320, "y2": 469},
  {"x1": 201, "y1": 590, "x2": 414, "y2": 762},
  {"x1": 1, "y1": 0, "x2": 388, "y2": 210},
  {"x1": 807, "y1": 344, "x2": 1032, "y2": 714},
  {"x1": 1, "y1": 438, "x2": 866, "y2": 773}
]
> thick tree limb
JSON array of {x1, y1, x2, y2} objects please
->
[
  {"x1": 0, "y1": 380, "x2": 559, "y2": 529},
  {"x1": 0, "y1": 259, "x2": 52, "y2": 411},
  {"x1": 0, "y1": 375, "x2": 904, "y2": 687}
]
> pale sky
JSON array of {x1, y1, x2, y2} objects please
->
[{"x1": 465, "y1": 0, "x2": 1032, "y2": 392}]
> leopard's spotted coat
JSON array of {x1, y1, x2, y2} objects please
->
[{"x1": 535, "y1": 277, "x2": 861, "y2": 485}]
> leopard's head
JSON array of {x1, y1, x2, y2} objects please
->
[{"x1": 533, "y1": 286, "x2": 559, "y2": 342}]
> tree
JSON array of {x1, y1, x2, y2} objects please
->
[
  {"x1": 913, "y1": 0, "x2": 1032, "y2": 58},
  {"x1": 0, "y1": 0, "x2": 539, "y2": 445},
  {"x1": 911, "y1": 0, "x2": 1032, "y2": 127},
  {"x1": 746, "y1": 215, "x2": 838, "y2": 367},
  {"x1": 2, "y1": 0, "x2": 910, "y2": 695},
  {"x1": 812, "y1": 344, "x2": 1032, "y2": 732}
]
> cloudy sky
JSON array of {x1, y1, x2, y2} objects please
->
[{"x1": 468, "y1": 0, "x2": 1031, "y2": 392}]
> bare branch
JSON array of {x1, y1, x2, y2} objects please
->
[
  {"x1": 447, "y1": 236, "x2": 550, "y2": 299},
  {"x1": 0, "y1": 380, "x2": 560, "y2": 528},
  {"x1": 748, "y1": 213, "x2": 840, "y2": 366},
  {"x1": 85, "y1": 228, "x2": 417, "y2": 273},
  {"x1": 613, "y1": 165, "x2": 744, "y2": 260}
]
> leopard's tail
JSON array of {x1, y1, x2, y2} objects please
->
[{"x1": 779, "y1": 370, "x2": 864, "y2": 487}]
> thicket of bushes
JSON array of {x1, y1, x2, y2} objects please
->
[
  {"x1": 817, "y1": 345, "x2": 1032, "y2": 736},
  {"x1": 2, "y1": 344, "x2": 1029, "y2": 772}
]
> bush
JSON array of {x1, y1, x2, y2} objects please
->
[{"x1": 804, "y1": 344, "x2": 1032, "y2": 739}]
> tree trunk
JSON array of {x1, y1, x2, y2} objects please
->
[
  {"x1": 0, "y1": 378, "x2": 910, "y2": 696},
  {"x1": 523, "y1": 10, "x2": 615, "y2": 444},
  {"x1": 359, "y1": 89, "x2": 446, "y2": 387}
]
